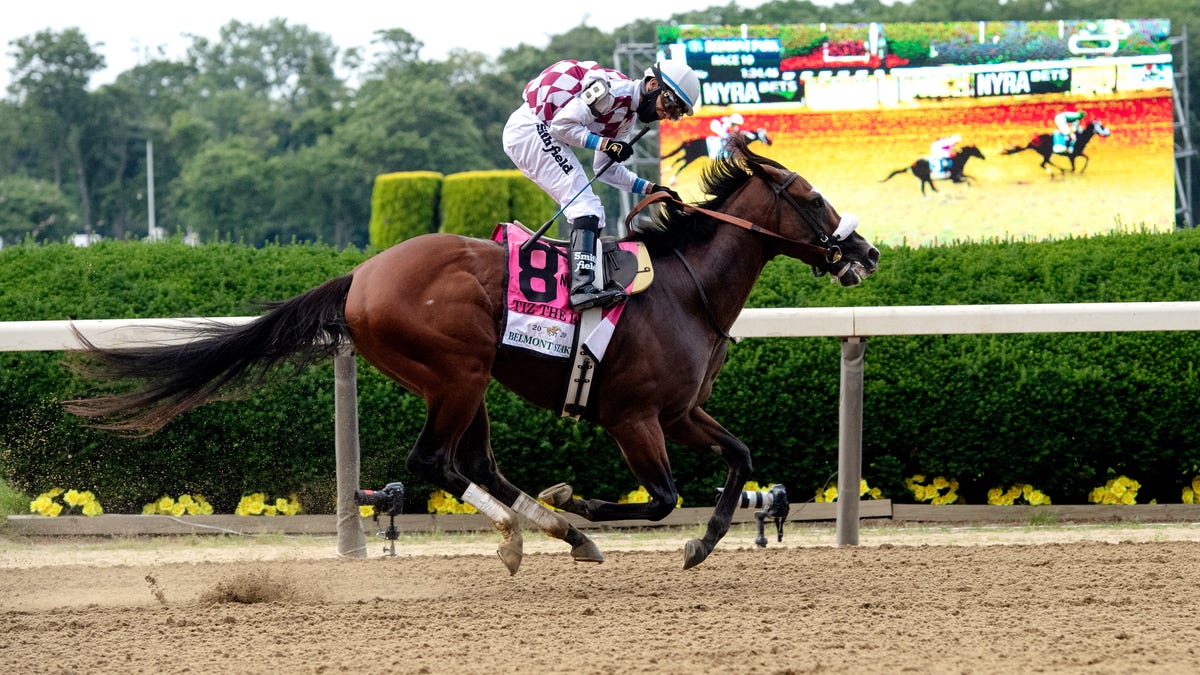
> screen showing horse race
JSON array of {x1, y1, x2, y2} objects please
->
[{"x1": 655, "y1": 19, "x2": 1175, "y2": 247}]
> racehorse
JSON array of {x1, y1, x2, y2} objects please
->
[
  {"x1": 881, "y1": 145, "x2": 986, "y2": 195},
  {"x1": 661, "y1": 128, "x2": 772, "y2": 185},
  {"x1": 64, "y1": 135, "x2": 879, "y2": 574},
  {"x1": 1001, "y1": 119, "x2": 1111, "y2": 177}
]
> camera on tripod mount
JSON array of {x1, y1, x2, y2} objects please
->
[
  {"x1": 716, "y1": 483, "x2": 789, "y2": 548},
  {"x1": 354, "y1": 481, "x2": 405, "y2": 517}
]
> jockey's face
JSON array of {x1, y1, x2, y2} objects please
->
[{"x1": 650, "y1": 79, "x2": 687, "y2": 121}]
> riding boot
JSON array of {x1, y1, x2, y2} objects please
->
[{"x1": 568, "y1": 216, "x2": 626, "y2": 311}]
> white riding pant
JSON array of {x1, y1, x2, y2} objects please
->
[{"x1": 503, "y1": 106, "x2": 606, "y2": 228}]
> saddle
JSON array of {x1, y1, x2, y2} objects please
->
[
  {"x1": 492, "y1": 221, "x2": 654, "y2": 419},
  {"x1": 509, "y1": 222, "x2": 653, "y2": 294},
  {"x1": 1051, "y1": 132, "x2": 1074, "y2": 154}
]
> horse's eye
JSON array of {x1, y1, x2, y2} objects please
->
[{"x1": 808, "y1": 194, "x2": 824, "y2": 208}]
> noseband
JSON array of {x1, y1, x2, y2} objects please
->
[{"x1": 765, "y1": 172, "x2": 843, "y2": 273}]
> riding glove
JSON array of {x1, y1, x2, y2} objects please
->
[
  {"x1": 650, "y1": 184, "x2": 682, "y2": 202},
  {"x1": 601, "y1": 138, "x2": 633, "y2": 163}
]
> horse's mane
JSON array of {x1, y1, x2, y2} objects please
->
[{"x1": 631, "y1": 135, "x2": 778, "y2": 254}]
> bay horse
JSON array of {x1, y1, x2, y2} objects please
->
[
  {"x1": 65, "y1": 135, "x2": 879, "y2": 574},
  {"x1": 881, "y1": 145, "x2": 986, "y2": 195},
  {"x1": 661, "y1": 128, "x2": 772, "y2": 185},
  {"x1": 1002, "y1": 119, "x2": 1111, "y2": 177}
]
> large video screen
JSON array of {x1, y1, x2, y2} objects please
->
[{"x1": 656, "y1": 19, "x2": 1175, "y2": 246}]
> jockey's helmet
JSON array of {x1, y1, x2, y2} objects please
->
[{"x1": 646, "y1": 60, "x2": 700, "y2": 117}]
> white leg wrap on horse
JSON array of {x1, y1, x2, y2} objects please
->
[
  {"x1": 462, "y1": 483, "x2": 513, "y2": 523},
  {"x1": 512, "y1": 492, "x2": 568, "y2": 536}
]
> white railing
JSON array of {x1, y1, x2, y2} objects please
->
[{"x1": 4, "y1": 301, "x2": 1200, "y2": 550}]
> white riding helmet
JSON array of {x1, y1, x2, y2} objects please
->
[{"x1": 645, "y1": 60, "x2": 700, "y2": 116}]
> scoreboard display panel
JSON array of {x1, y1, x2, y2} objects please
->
[{"x1": 656, "y1": 19, "x2": 1175, "y2": 246}]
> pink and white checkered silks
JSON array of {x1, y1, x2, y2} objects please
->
[
  {"x1": 523, "y1": 60, "x2": 634, "y2": 136},
  {"x1": 502, "y1": 60, "x2": 650, "y2": 228}
]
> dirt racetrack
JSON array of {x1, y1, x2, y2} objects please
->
[{"x1": 4, "y1": 522, "x2": 1200, "y2": 673}]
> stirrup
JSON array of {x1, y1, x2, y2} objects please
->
[{"x1": 570, "y1": 286, "x2": 626, "y2": 311}]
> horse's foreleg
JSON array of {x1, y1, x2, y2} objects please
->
[
  {"x1": 666, "y1": 408, "x2": 752, "y2": 570},
  {"x1": 455, "y1": 406, "x2": 604, "y2": 564}
]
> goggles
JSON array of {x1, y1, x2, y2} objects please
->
[{"x1": 659, "y1": 87, "x2": 687, "y2": 121}]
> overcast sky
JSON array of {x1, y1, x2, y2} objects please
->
[{"x1": 1, "y1": 0, "x2": 781, "y2": 92}]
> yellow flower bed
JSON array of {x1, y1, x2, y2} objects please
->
[
  {"x1": 1088, "y1": 475, "x2": 1141, "y2": 505},
  {"x1": 29, "y1": 488, "x2": 104, "y2": 517},
  {"x1": 619, "y1": 485, "x2": 683, "y2": 508},
  {"x1": 906, "y1": 474, "x2": 961, "y2": 505},
  {"x1": 234, "y1": 492, "x2": 302, "y2": 516},
  {"x1": 142, "y1": 493, "x2": 215, "y2": 516},
  {"x1": 426, "y1": 489, "x2": 478, "y2": 515},
  {"x1": 1183, "y1": 476, "x2": 1200, "y2": 504},
  {"x1": 814, "y1": 478, "x2": 883, "y2": 503},
  {"x1": 987, "y1": 484, "x2": 1051, "y2": 506}
]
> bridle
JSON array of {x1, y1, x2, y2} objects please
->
[
  {"x1": 764, "y1": 171, "x2": 845, "y2": 274},
  {"x1": 626, "y1": 169, "x2": 855, "y2": 275},
  {"x1": 624, "y1": 170, "x2": 860, "y2": 339}
]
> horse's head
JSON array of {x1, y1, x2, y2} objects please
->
[
  {"x1": 755, "y1": 128, "x2": 773, "y2": 146},
  {"x1": 723, "y1": 135, "x2": 878, "y2": 285},
  {"x1": 960, "y1": 145, "x2": 986, "y2": 160},
  {"x1": 1090, "y1": 120, "x2": 1112, "y2": 138}
]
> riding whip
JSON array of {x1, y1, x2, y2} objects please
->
[{"x1": 521, "y1": 125, "x2": 652, "y2": 251}]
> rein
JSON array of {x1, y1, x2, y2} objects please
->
[
  {"x1": 623, "y1": 171, "x2": 852, "y2": 342},
  {"x1": 624, "y1": 179, "x2": 844, "y2": 267},
  {"x1": 671, "y1": 248, "x2": 733, "y2": 342}
]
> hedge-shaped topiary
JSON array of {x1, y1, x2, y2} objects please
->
[
  {"x1": 508, "y1": 173, "x2": 557, "y2": 232},
  {"x1": 439, "y1": 170, "x2": 514, "y2": 239},
  {"x1": 368, "y1": 171, "x2": 442, "y2": 250}
]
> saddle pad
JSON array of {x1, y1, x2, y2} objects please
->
[{"x1": 492, "y1": 222, "x2": 631, "y2": 360}]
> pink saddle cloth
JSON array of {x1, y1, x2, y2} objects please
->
[{"x1": 491, "y1": 223, "x2": 632, "y2": 360}]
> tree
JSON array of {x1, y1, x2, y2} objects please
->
[
  {"x1": 7, "y1": 28, "x2": 105, "y2": 231},
  {"x1": 171, "y1": 136, "x2": 275, "y2": 243},
  {"x1": 0, "y1": 175, "x2": 76, "y2": 244},
  {"x1": 343, "y1": 73, "x2": 491, "y2": 176}
]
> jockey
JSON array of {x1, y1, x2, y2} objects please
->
[
  {"x1": 929, "y1": 134, "x2": 961, "y2": 175},
  {"x1": 707, "y1": 113, "x2": 744, "y2": 158},
  {"x1": 503, "y1": 58, "x2": 699, "y2": 311},
  {"x1": 1053, "y1": 110, "x2": 1087, "y2": 151}
]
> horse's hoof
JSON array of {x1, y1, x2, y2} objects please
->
[
  {"x1": 570, "y1": 539, "x2": 605, "y2": 564},
  {"x1": 538, "y1": 483, "x2": 573, "y2": 508},
  {"x1": 497, "y1": 536, "x2": 524, "y2": 576},
  {"x1": 682, "y1": 538, "x2": 710, "y2": 570}
]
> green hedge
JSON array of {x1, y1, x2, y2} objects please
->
[
  {"x1": 2, "y1": 229, "x2": 1200, "y2": 513},
  {"x1": 368, "y1": 170, "x2": 555, "y2": 245},
  {"x1": 368, "y1": 171, "x2": 442, "y2": 250}
]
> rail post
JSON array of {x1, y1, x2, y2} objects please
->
[
  {"x1": 334, "y1": 347, "x2": 366, "y2": 557},
  {"x1": 836, "y1": 337, "x2": 866, "y2": 546}
]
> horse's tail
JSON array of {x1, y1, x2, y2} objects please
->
[
  {"x1": 881, "y1": 167, "x2": 908, "y2": 182},
  {"x1": 1001, "y1": 145, "x2": 1028, "y2": 155},
  {"x1": 64, "y1": 274, "x2": 355, "y2": 434}
]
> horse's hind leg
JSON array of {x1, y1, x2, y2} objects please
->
[
  {"x1": 406, "y1": 394, "x2": 526, "y2": 574},
  {"x1": 455, "y1": 404, "x2": 604, "y2": 564}
]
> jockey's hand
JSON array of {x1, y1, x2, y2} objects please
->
[
  {"x1": 601, "y1": 138, "x2": 633, "y2": 163},
  {"x1": 650, "y1": 184, "x2": 682, "y2": 202}
]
